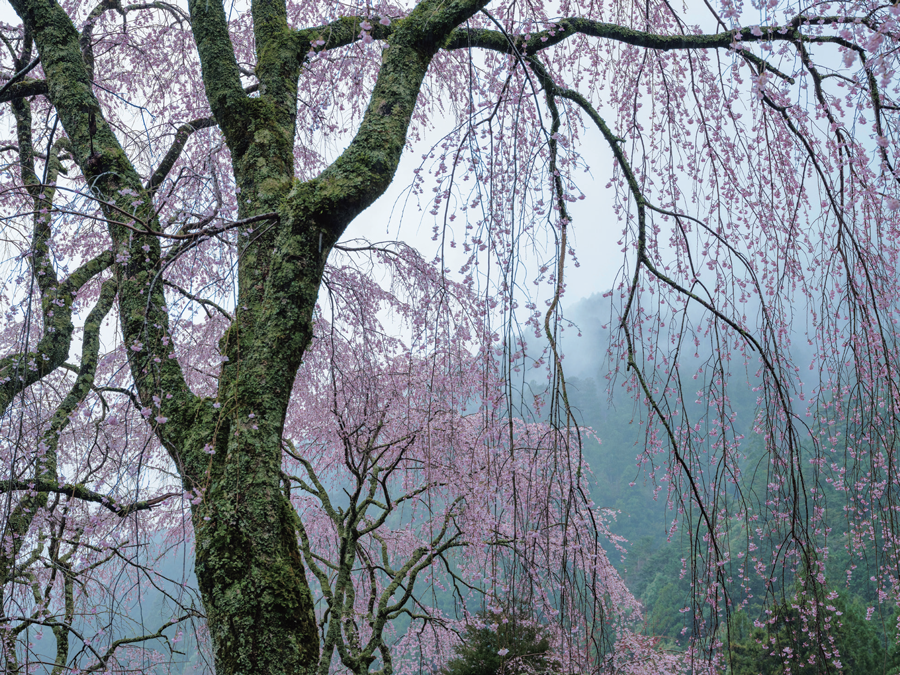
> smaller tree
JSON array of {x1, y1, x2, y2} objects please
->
[
  {"x1": 726, "y1": 595, "x2": 898, "y2": 675},
  {"x1": 442, "y1": 606, "x2": 557, "y2": 675}
]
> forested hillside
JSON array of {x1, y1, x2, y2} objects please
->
[{"x1": 551, "y1": 293, "x2": 900, "y2": 674}]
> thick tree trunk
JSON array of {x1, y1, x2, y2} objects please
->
[
  {"x1": 192, "y1": 455, "x2": 318, "y2": 675},
  {"x1": 183, "y1": 201, "x2": 328, "y2": 675},
  {"x1": 179, "y1": 166, "x2": 334, "y2": 670}
]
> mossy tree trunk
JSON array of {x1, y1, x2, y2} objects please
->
[{"x1": 6, "y1": 0, "x2": 488, "y2": 673}]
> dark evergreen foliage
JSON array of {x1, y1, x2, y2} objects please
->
[{"x1": 443, "y1": 610, "x2": 559, "y2": 675}]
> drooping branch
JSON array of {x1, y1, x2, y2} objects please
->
[
  {"x1": 524, "y1": 32, "x2": 832, "y2": 652},
  {"x1": 526, "y1": 56, "x2": 737, "y2": 613}
]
